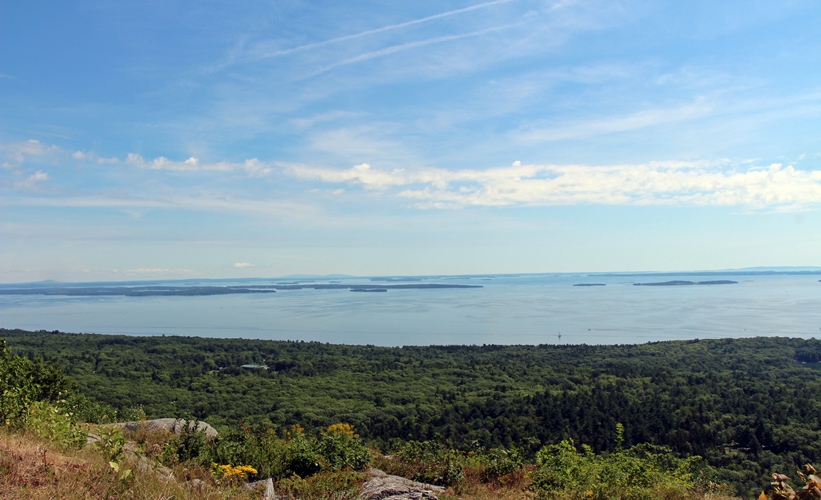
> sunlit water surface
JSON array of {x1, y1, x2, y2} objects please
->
[{"x1": 1, "y1": 274, "x2": 820, "y2": 346}]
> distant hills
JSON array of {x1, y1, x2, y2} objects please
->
[{"x1": 2, "y1": 266, "x2": 819, "y2": 288}]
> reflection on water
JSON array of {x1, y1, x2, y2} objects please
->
[{"x1": 1, "y1": 274, "x2": 819, "y2": 346}]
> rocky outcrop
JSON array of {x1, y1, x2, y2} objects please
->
[
  {"x1": 112, "y1": 418, "x2": 219, "y2": 439},
  {"x1": 359, "y1": 468, "x2": 444, "y2": 500}
]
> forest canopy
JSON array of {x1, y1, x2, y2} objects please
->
[{"x1": 4, "y1": 328, "x2": 821, "y2": 496}]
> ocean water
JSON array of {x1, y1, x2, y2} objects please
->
[{"x1": 1, "y1": 274, "x2": 820, "y2": 346}]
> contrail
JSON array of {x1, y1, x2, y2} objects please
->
[
  {"x1": 300, "y1": 21, "x2": 527, "y2": 80},
  {"x1": 255, "y1": 0, "x2": 516, "y2": 60}
]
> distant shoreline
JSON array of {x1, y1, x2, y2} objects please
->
[
  {"x1": 633, "y1": 280, "x2": 738, "y2": 286},
  {"x1": 0, "y1": 283, "x2": 481, "y2": 297}
]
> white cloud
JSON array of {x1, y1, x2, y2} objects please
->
[
  {"x1": 515, "y1": 99, "x2": 714, "y2": 142},
  {"x1": 1, "y1": 140, "x2": 61, "y2": 168},
  {"x1": 309, "y1": 126, "x2": 414, "y2": 165},
  {"x1": 1, "y1": 194, "x2": 314, "y2": 218},
  {"x1": 71, "y1": 151, "x2": 120, "y2": 164},
  {"x1": 290, "y1": 110, "x2": 364, "y2": 130},
  {"x1": 125, "y1": 153, "x2": 273, "y2": 176},
  {"x1": 14, "y1": 170, "x2": 49, "y2": 189},
  {"x1": 287, "y1": 161, "x2": 821, "y2": 209},
  {"x1": 2, "y1": 140, "x2": 119, "y2": 168},
  {"x1": 2, "y1": 140, "x2": 273, "y2": 177},
  {"x1": 233, "y1": 262, "x2": 254, "y2": 268},
  {"x1": 124, "y1": 268, "x2": 193, "y2": 275}
]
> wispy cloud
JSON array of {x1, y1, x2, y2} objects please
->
[
  {"x1": 288, "y1": 161, "x2": 821, "y2": 209},
  {"x1": 7, "y1": 137, "x2": 820, "y2": 212},
  {"x1": 515, "y1": 99, "x2": 715, "y2": 142},
  {"x1": 13, "y1": 170, "x2": 49, "y2": 189},
  {"x1": 1, "y1": 194, "x2": 314, "y2": 218},
  {"x1": 301, "y1": 21, "x2": 528, "y2": 80},
  {"x1": 124, "y1": 153, "x2": 274, "y2": 176},
  {"x1": 231, "y1": 0, "x2": 517, "y2": 66},
  {"x1": 1, "y1": 140, "x2": 61, "y2": 168},
  {"x1": 71, "y1": 151, "x2": 120, "y2": 164},
  {"x1": 233, "y1": 262, "x2": 254, "y2": 268},
  {"x1": 123, "y1": 268, "x2": 193, "y2": 275},
  {"x1": 291, "y1": 110, "x2": 364, "y2": 130},
  {"x1": 1, "y1": 140, "x2": 276, "y2": 177},
  {"x1": 308, "y1": 126, "x2": 414, "y2": 165},
  {"x1": 2, "y1": 140, "x2": 118, "y2": 167}
]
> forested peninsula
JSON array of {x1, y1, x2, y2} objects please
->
[
  {"x1": 0, "y1": 283, "x2": 480, "y2": 297},
  {"x1": 4, "y1": 328, "x2": 821, "y2": 497}
]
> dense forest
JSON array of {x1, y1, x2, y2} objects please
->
[{"x1": 4, "y1": 328, "x2": 821, "y2": 496}]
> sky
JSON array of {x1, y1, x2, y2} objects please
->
[{"x1": 1, "y1": 0, "x2": 821, "y2": 282}]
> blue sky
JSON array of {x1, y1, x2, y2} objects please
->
[{"x1": 2, "y1": 0, "x2": 820, "y2": 282}]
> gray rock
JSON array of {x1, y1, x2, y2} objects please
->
[
  {"x1": 186, "y1": 478, "x2": 206, "y2": 489},
  {"x1": 112, "y1": 418, "x2": 218, "y2": 439},
  {"x1": 360, "y1": 469, "x2": 444, "y2": 500},
  {"x1": 133, "y1": 453, "x2": 173, "y2": 480},
  {"x1": 243, "y1": 478, "x2": 277, "y2": 500}
]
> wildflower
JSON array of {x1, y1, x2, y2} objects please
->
[
  {"x1": 326, "y1": 423, "x2": 357, "y2": 437},
  {"x1": 212, "y1": 463, "x2": 258, "y2": 480}
]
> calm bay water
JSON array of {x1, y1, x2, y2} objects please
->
[{"x1": 1, "y1": 274, "x2": 820, "y2": 346}]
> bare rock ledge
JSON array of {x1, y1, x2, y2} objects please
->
[
  {"x1": 360, "y1": 468, "x2": 445, "y2": 500},
  {"x1": 112, "y1": 418, "x2": 219, "y2": 439}
]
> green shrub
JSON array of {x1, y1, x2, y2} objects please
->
[
  {"x1": 391, "y1": 440, "x2": 464, "y2": 486},
  {"x1": 202, "y1": 422, "x2": 370, "y2": 481},
  {"x1": 478, "y1": 446, "x2": 526, "y2": 482},
  {"x1": 1, "y1": 338, "x2": 41, "y2": 427},
  {"x1": 203, "y1": 425, "x2": 286, "y2": 479},
  {"x1": 317, "y1": 423, "x2": 369, "y2": 472},
  {"x1": 1, "y1": 338, "x2": 78, "y2": 434},
  {"x1": 276, "y1": 470, "x2": 366, "y2": 500},
  {"x1": 94, "y1": 425, "x2": 126, "y2": 460},
  {"x1": 64, "y1": 392, "x2": 121, "y2": 424},
  {"x1": 26, "y1": 400, "x2": 87, "y2": 449},
  {"x1": 533, "y1": 439, "x2": 701, "y2": 500},
  {"x1": 159, "y1": 419, "x2": 207, "y2": 465},
  {"x1": 282, "y1": 429, "x2": 324, "y2": 478}
]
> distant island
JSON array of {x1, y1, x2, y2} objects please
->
[
  {"x1": 0, "y1": 283, "x2": 481, "y2": 297},
  {"x1": 573, "y1": 283, "x2": 606, "y2": 287},
  {"x1": 370, "y1": 277, "x2": 423, "y2": 282},
  {"x1": 633, "y1": 280, "x2": 738, "y2": 286},
  {"x1": 0, "y1": 286, "x2": 276, "y2": 297}
]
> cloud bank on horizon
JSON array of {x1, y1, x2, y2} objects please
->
[{"x1": 1, "y1": 0, "x2": 821, "y2": 279}]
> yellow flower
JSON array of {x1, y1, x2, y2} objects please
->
[
  {"x1": 326, "y1": 423, "x2": 357, "y2": 436},
  {"x1": 216, "y1": 464, "x2": 258, "y2": 480}
]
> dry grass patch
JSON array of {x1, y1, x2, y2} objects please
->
[
  {"x1": 443, "y1": 464, "x2": 535, "y2": 500},
  {"x1": 0, "y1": 431, "x2": 258, "y2": 500}
]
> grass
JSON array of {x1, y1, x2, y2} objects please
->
[
  {"x1": 0, "y1": 429, "x2": 750, "y2": 500},
  {"x1": 275, "y1": 470, "x2": 367, "y2": 500},
  {"x1": 0, "y1": 430, "x2": 259, "y2": 500}
]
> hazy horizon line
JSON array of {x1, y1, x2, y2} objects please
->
[{"x1": 2, "y1": 265, "x2": 821, "y2": 287}]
